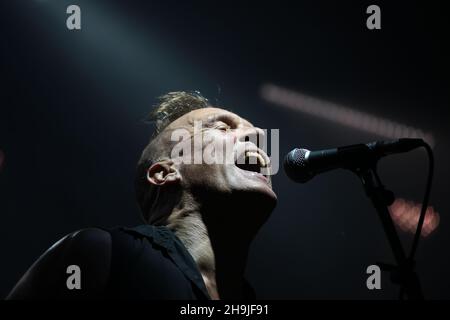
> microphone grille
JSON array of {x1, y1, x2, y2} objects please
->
[
  {"x1": 289, "y1": 148, "x2": 307, "y2": 166},
  {"x1": 284, "y1": 148, "x2": 312, "y2": 183}
]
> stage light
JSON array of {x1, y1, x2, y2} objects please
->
[
  {"x1": 17, "y1": 0, "x2": 212, "y2": 116},
  {"x1": 260, "y1": 84, "x2": 435, "y2": 147},
  {"x1": 389, "y1": 198, "x2": 440, "y2": 237}
]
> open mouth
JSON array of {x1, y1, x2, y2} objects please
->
[{"x1": 235, "y1": 150, "x2": 269, "y2": 176}]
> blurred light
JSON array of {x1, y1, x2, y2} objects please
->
[
  {"x1": 389, "y1": 198, "x2": 440, "y2": 237},
  {"x1": 17, "y1": 0, "x2": 214, "y2": 120},
  {"x1": 260, "y1": 84, "x2": 435, "y2": 147}
]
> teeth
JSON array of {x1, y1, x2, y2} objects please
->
[{"x1": 245, "y1": 151, "x2": 267, "y2": 168}]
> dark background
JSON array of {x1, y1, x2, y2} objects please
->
[{"x1": 1, "y1": 0, "x2": 449, "y2": 299}]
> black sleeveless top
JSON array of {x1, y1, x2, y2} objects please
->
[{"x1": 103, "y1": 225, "x2": 255, "y2": 300}]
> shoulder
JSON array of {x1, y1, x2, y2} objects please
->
[
  {"x1": 7, "y1": 228, "x2": 112, "y2": 299},
  {"x1": 39, "y1": 227, "x2": 112, "y2": 272},
  {"x1": 58, "y1": 227, "x2": 112, "y2": 255}
]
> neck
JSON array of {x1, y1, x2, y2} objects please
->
[{"x1": 165, "y1": 192, "x2": 254, "y2": 300}]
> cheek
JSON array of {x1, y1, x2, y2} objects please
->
[
  {"x1": 222, "y1": 165, "x2": 247, "y2": 187},
  {"x1": 180, "y1": 164, "x2": 229, "y2": 189},
  {"x1": 202, "y1": 132, "x2": 236, "y2": 163}
]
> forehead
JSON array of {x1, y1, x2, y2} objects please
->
[{"x1": 167, "y1": 107, "x2": 254, "y2": 129}]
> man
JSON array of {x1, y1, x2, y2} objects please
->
[{"x1": 7, "y1": 91, "x2": 277, "y2": 300}]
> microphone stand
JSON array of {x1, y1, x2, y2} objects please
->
[{"x1": 354, "y1": 164, "x2": 424, "y2": 300}]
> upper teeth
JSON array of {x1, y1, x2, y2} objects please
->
[{"x1": 245, "y1": 151, "x2": 267, "y2": 168}]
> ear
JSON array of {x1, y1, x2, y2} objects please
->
[{"x1": 146, "y1": 160, "x2": 181, "y2": 186}]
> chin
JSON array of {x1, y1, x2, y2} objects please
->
[
  {"x1": 258, "y1": 188, "x2": 278, "y2": 208},
  {"x1": 240, "y1": 184, "x2": 278, "y2": 209},
  {"x1": 243, "y1": 189, "x2": 277, "y2": 232}
]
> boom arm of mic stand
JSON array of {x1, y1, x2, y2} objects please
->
[{"x1": 355, "y1": 166, "x2": 424, "y2": 300}]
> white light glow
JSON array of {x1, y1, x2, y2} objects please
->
[{"x1": 261, "y1": 84, "x2": 435, "y2": 147}]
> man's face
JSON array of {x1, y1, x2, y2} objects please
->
[{"x1": 166, "y1": 107, "x2": 277, "y2": 206}]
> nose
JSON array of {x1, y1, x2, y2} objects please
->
[{"x1": 237, "y1": 127, "x2": 266, "y2": 148}]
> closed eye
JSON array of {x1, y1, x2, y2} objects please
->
[{"x1": 214, "y1": 121, "x2": 231, "y2": 131}]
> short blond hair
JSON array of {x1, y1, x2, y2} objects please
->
[{"x1": 148, "y1": 91, "x2": 209, "y2": 136}]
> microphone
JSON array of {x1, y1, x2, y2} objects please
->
[{"x1": 284, "y1": 138, "x2": 424, "y2": 183}]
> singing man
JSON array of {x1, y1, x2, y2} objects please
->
[{"x1": 7, "y1": 91, "x2": 277, "y2": 299}]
